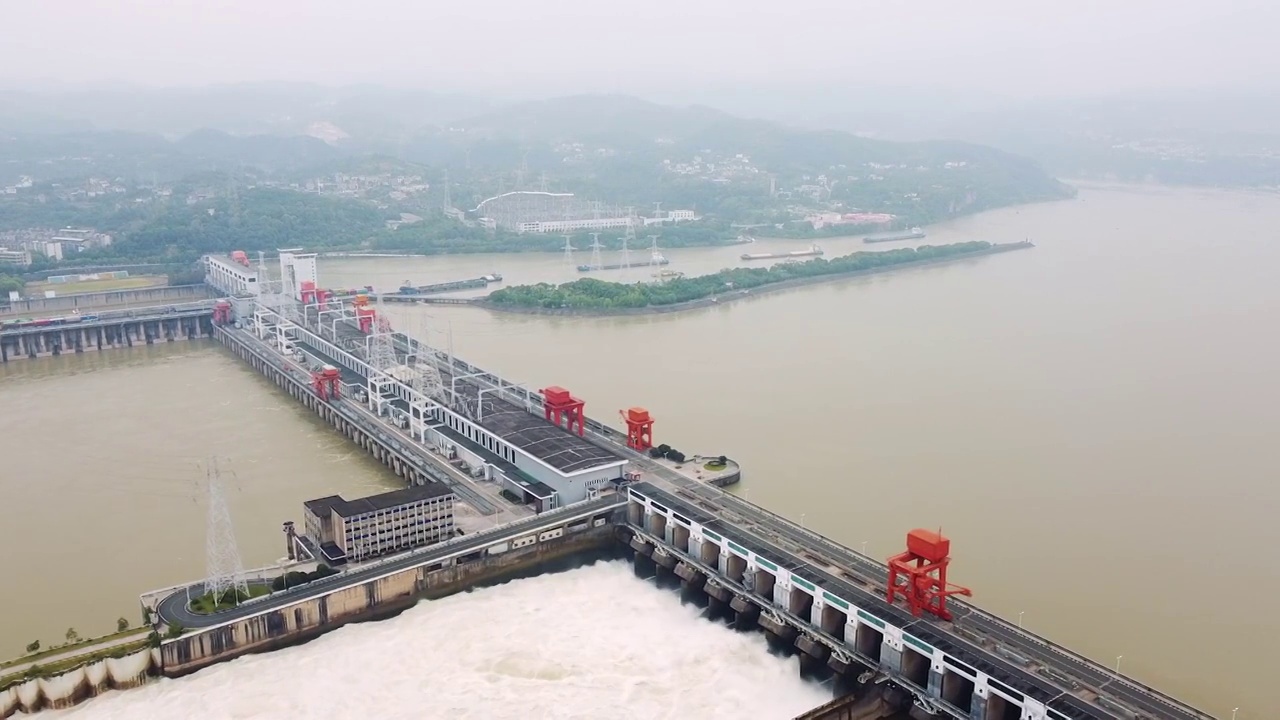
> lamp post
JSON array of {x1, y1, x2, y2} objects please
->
[
  {"x1": 1018, "y1": 611, "x2": 1024, "y2": 628},
  {"x1": 1232, "y1": 708, "x2": 1239, "y2": 720},
  {"x1": 861, "y1": 541, "x2": 868, "y2": 555},
  {"x1": 800, "y1": 514, "x2": 806, "y2": 528},
  {"x1": 1114, "y1": 655, "x2": 1123, "y2": 672}
]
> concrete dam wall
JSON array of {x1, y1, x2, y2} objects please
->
[
  {"x1": 0, "y1": 284, "x2": 213, "y2": 317},
  {"x1": 0, "y1": 647, "x2": 157, "y2": 718},
  {"x1": 160, "y1": 522, "x2": 622, "y2": 678}
]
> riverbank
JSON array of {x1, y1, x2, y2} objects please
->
[{"x1": 474, "y1": 241, "x2": 1033, "y2": 317}]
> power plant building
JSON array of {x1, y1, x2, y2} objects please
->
[{"x1": 302, "y1": 483, "x2": 457, "y2": 563}]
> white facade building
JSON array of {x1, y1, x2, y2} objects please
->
[
  {"x1": 204, "y1": 255, "x2": 261, "y2": 296},
  {"x1": 517, "y1": 217, "x2": 634, "y2": 234}
]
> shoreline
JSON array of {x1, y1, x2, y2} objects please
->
[{"x1": 473, "y1": 241, "x2": 1033, "y2": 318}]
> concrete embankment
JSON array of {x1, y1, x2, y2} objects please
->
[
  {"x1": 474, "y1": 242, "x2": 1033, "y2": 318},
  {"x1": 0, "y1": 647, "x2": 157, "y2": 718},
  {"x1": 160, "y1": 525, "x2": 624, "y2": 678}
]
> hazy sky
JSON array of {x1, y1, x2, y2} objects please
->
[{"x1": 3, "y1": 0, "x2": 1277, "y2": 97}]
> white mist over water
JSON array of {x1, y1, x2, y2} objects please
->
[{"x1": 47, "y1": 562, "x2": 830, "y2": 720}]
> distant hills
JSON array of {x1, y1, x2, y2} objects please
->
[{"x1": 0, "y1": 84, "x2": 1073, "y2": 230}]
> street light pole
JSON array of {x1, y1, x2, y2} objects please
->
[
  {"x1": 1232, "y1": 707, "x2": 1239, "y2": 720},
  {"x1": 800, "y1": 513, "x2": 806, "y2": 528},
  {"x1": 1114, "y1": 655, "x2": 1123, "y2": 672},
  {"x1": 1018, "y1": 611, "x2": 1024, "y2": 628},
  {"x1": 861, "y1": 541, "x2": 868, "y2": 555}
]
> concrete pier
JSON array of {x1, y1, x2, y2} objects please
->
[{"x1": 0, "y1": 306, "x2": 216, "y2": 362}]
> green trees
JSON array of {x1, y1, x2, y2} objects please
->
[
  {"x1": 24, "y1": 640, "x2": 39, "y2": 654},
  {"x1": 116, "y1": 617, "x2": 130, "y2": 633},
  {"x1": 488, "y1": 241, "x2": 998, "y2": 310},
  {"x1": 64, "y1": 628, "x2": 79, "y2": 644}
]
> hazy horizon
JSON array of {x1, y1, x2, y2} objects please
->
[{"x1": 5, "y1": 0, "x2": 1279, "y2": 99}]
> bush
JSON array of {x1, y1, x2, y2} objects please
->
[
  {"x1": 166, "y1": 623, "x2": 184, "y2": 639},
  {"x1": 668, "y1": 450, "x2": 686, "y2": 463},
  {"x1": 25, "y1": 640, "x2": 39, "y2": 654},
  {"x1": 117, "y1": 617, "x2": 130, "y2": 633}
]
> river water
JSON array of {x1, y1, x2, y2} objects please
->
[{"x1": 3, "y1": 183, "x2": 1277, "y2": 718}]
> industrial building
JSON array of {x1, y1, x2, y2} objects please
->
[
  {"x1": 302, "y1": 483, "x2": 457, "y2": 563},
  {"x1": 420, "y1": 382, "x2": 628, "y2": 512},
  {"x1": 204, "y1": 254, "x2": 261, "y2": 296}
]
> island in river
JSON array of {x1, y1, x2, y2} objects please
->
[{"x1": 477, "y1": 241, "x2": 1032, "y2": 316}]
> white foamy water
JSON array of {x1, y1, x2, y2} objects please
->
[{"x1": 48, "y1": 562, "x2": 830, "y2": 720}]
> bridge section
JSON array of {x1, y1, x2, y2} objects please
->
[
  {"x1": 624, "y1": 482, "x2": 1212, "y2": 720},
  {"x1": 0, "y1": 301, "x2": 218, "y2": 361}
]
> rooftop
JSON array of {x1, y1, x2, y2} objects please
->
[
  {"x1": 305, "y1": 483, "x2": 455, "y2": 520},
  {"x1": 447, "y1": 372, "x2": 625, "y2": 474},
  {"x1": 434, "y1": 422, "x2": 559, "y2": 501},
  {"x1": 477, "y1": 400, "x2": 623, "y2": 474}
]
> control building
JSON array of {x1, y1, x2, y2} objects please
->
[
  {"x1": 204, "y1": 254, "x2": 260, "y2": 296},
  {"x1": 302, "y1": 483, "x2": 456, "y2": 564}
]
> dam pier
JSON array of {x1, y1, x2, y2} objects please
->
[{"x1": 0, "y1": 252, "x2": 1218, "y2": 720}]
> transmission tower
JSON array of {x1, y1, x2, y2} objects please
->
[
  {"x1": 561, "y1": 234, "x2": 577, "y2": 268},
  {"x1": 588, "y1": 233, "x2": 604, "y2": 272},
  {"x1": 204, "y1": 458, "x2": 248, "y2": 601},
  {"x1": 647, "y1": 235, "x2": 664, "y2": 269},
  {"x1": 618, "y1": 234, "x2": 631, "y2": 273},
  {"x1": 369, "y1": 295, "x2": 399, "y2": 373},
  {"x1": 407, "y1": 316, "x2": 444, "y2": 440},
  {"x1": 619, "y1": 209, "x2": 637, "y2": 273}
]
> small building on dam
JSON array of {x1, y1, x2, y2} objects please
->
[{"x1": 302, "y1": 483, "x2": 458, "y2": 564}]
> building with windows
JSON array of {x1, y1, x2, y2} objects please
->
[
  {"x1": 204, "y1": 254, "x2": 261, "y2": 296},
  {"x1": 302, "y1": 483, "x2": 456, "y2": 564}
]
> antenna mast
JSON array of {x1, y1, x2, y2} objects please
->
[{"x1": 204, "y1": 458, "x2": 248, "y2": 602}]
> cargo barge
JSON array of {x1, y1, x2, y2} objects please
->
[
  {"x1": 863, "y1": 227, "x2": 925, "y2": 244},
  {"x1": 740, "y1": 244, "x2": 824, "y2": 261},
  {"x1": 578, "y1": 255, "x2": 669, "y2": 273},
  {"x1": 396, "y1": 274, "x2": 503, "y2": 295}
]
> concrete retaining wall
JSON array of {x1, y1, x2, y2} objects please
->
[
  {"x1": 161, "y1": 524, "x2": 620, "y2": 678},
  {"x1": 0, "y1": 647, "x2": 157, "y2": 718}
]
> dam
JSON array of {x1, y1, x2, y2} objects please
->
[{"x1": 0, "y1": 252, "x2": 1218, "y2": 720}]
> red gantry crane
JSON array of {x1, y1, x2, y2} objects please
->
[{"x1": 886, "y1": 528, "x2": 972, "y2": 621}]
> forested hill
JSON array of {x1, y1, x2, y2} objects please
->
[{"x1": 0, "y1": 88, "x2": 1072, "y2": 266}]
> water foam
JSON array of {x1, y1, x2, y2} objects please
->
[{"x1": 48, "y1": 561, "x2": 830, "y2": 720}]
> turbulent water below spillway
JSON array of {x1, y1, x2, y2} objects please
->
[{"x1": 47, "y1": 562, "x2": 831, "y2": 720}]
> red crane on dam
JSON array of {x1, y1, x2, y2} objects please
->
[
  {"x1": 886, "y1": 529, "x2": 972, "y2": 621},
  {"x1": 620, "y1": 407, "x2": 655, "y2": 452}
]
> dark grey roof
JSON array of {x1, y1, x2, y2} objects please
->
[
  {"x1": 474, "y1": 398, "x2": 623, "y2": 474},
  {"x1": 305, "y1": 483, "x2": 455, "y2": 520},
  {"x1": 304, "y1": 495, "x2": 343, "y2": 517}
]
